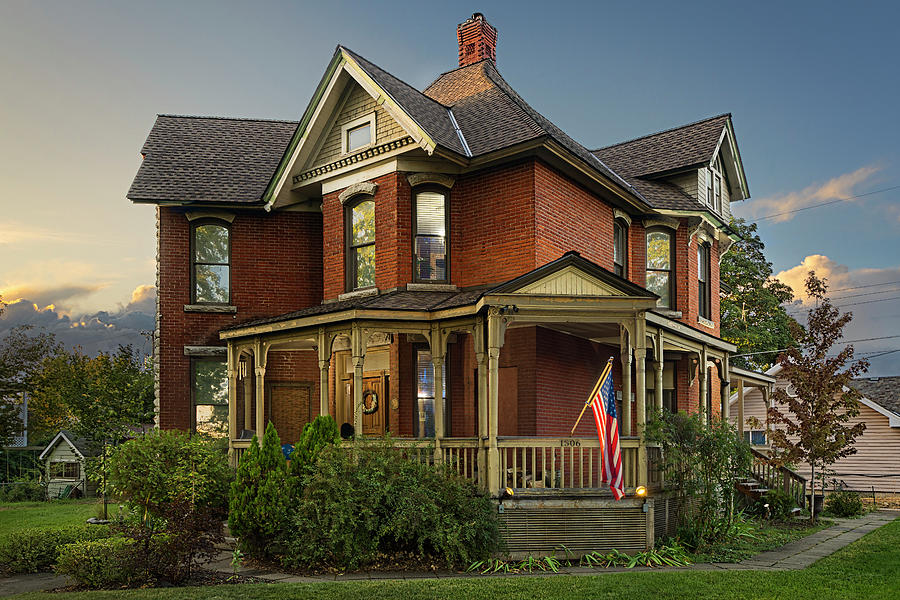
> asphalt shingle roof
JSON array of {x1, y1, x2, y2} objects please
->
[
  {"x1": 592, "y1": 114, "x2": 730, "y2": 178},
  {"x1": 127, "y1": 115, "x2": 298, "y2": 204},
  {"x1": 850, "y1": 376, "x2": 900, "y2": 417}
]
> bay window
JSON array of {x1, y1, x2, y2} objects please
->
[
  {"x1": 413, "y1": 189, "x2": 449, "y2": 282},
  {"x1": 698, "y1": 242, "x2": 711, "y2": 320},
  {"x1": 613, "y1": 219, "x2": 628, "y2": 277},
  {"x1": 346, "y1": 197, "x2": 376, "y2": 290},
  {"x1": 646, "y1": 228, "x2": 675, "y2": 308}
]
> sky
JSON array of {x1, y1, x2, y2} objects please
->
[{"x1": 0, "y1": 0, "x2": 898, "y2": 373}]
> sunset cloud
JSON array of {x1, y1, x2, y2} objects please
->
[
  {"x1": 744, "y1": 166, "x2": 880, "y2": 223},
  {"x1": 0, "y1": 283, "x2": 105, "y2": 310},
  {"x1": 0, "y1": 222, "x2": 99, "y2": 245}
]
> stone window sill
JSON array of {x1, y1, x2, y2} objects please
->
[
  {"x1": 184, "y1": 304, "x2": 237, "y2": 313},
  {"x1": 406, "y1": 283, "x2": 458, "y2": 292},
  {"x1": 652, "y1": 308, "x2": 683, "y2": 319},
  {"x1": 337, "y1": 287, "x2": 380, "y2": 301},
  {"x1": 697, "y1": 316, "x2": 715, "y2": 329}
]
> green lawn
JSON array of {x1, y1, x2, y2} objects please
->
[
  {"x1": 0, "y1": 500, "x2": 98, "y2": 535},
  {"x1": 690, "y1": 518, "x2": 830, "y2": 563},
  {"x1": 7, "y1": 518, "x2": 899, "y2": 600}
]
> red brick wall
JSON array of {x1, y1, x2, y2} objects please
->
[
  {"x1": 157, "y1": 206, "x2": 322, "y2": 431},
  {"x1": 452, "y1": 161, "x2": 537, "y2": 287},
  {"x1": 534, "y1": 161, "x2": 615, "y2": 270}
]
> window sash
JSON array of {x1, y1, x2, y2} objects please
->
[
  {"x1": 698, "y1": 244, "x2": 710, "y2": 319},
  {"x1": 192, "y1": 222, "x2": 230, "y2": 304},
  {"x1": 613, "y1": 221, "x2": 627, "y2": 277},
  {"x1": 413, "y1": 190, "x2": 449, "y2": 283},
  {"x1": 192, "y1": 359, "x2": 228, "y2": 438},
  {"x1": 346, "y1": 123, "x2": 371, "y2": 152},
  {"x1": 646, "y1": 230, "x2": 673, "y2": 308}
]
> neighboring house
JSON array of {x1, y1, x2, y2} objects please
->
[
  {"x1": 127, "y1": 13, "x2": 759, "y2": 553},
  {"x1": 730, "y1": 368, "x2": 900, "y2": 493},
  {"x1": 39, "y1": 431, "x2": 98, "y2": 499}
]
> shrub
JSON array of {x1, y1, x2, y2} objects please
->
[
  {"x1": 282, "y1": 440, "x2": 500, "y2": 570},
  {"x1": 55, "y1": 537, "x2": 143, "y2": 588},
  {"x1": 0, "y1": 524, "x2": 113, "y2": 575},
  {"x1": 758, "y1": 488, "x2": 796, "y2": 521},
  {"x1": 0, "y1": 480, "x2": 45, "y2": 502},
  {"x1": 228, "y1": 423, "x2": 295, "y2": 557},
  {"x1": 107, "y1": 429, "x2": 231, "y2": 520},
  {"x1": 826, "y1": 489, "x2": 865, "y2": 517},
  {"x1": 289, "y1": 415, "x2": 340, "y2": 478}
]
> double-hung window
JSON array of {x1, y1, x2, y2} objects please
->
[
  {"x1": 192, "y1": 221, "x2": 230, "y2": 304},
  {"x1": 646, "y1": 228, "x2": 674, "y2": 308},
  {"x1": 698, "y1": 242, "x2": 711, "y2": 320},
  {"x1": 192, "y1": 359, "x2": 228, "y2": 438},
  {"x1": 413, "y1": 189, "x2": 448, "y2": 282},
  {"x1": 346, "y1": 198, "x2": 376, "y2": 290},
  {"x1": 613, "y1": 219, "x2": 628, "y2": 277}
]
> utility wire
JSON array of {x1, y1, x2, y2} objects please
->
[
  {"x1": 830, "y1": 280, "x2": 900, "y2": 293},
  {"x1": 787, "y1": 295, "x2": 900, "y2": 315},
  {"x1": 750, "y1": 184, "x2": 900, "y2": 223},
  {"x1": 830, "y1": 287, "x2": 900, "y2": 301},
  {"x1": 732, "y1": 335, "x2": 900, "y2": 358}
]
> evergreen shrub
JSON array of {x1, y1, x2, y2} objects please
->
[
  {"x1": 0, "y1": 524, "x2": 112, "y2": 575},
  {"x1": 55, "y1": 537, "x2": 141, "y2": 588}
]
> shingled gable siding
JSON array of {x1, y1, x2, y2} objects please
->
[
  {"x1": 534, "y1": 161, "x2": 616, "y2": 270},
  {"x1": 451, "y1": 160, "x2": 536, "y2": 288},
  {"x1": 322, "y1": 172, "x2": 411, "y2": 299},
  {"x1": 157, "y1": 207, "x2": 322, "y2": 430},
  {"x1": 314, "y1": 83, "x2": 407, "y2": 168}
]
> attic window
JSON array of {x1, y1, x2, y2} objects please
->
[{"x1": 342, "y1": 114, "x2": 376, "y2": 154}]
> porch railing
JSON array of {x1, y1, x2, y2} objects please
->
[
  {"x1": 750, "y1": 447, "x2": 807, "y2": 509},
  {"x1": 497, "y1": 437, "x2": 642, "y2": 491}
]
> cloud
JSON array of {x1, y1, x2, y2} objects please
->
[
  {"x1": 0, "y1": 285, "x2": 156, "y2": 357},
  {"x1": 775, "y1": 256, "x2": 900, "y2": 376},
  {"x1": 0, "y1": 222, "x2": 99, "y2": 245},
  {"x1": 0, "y1": 283, "x2": 105, "y2": 310},
  {"x1": 744, "y1": 166, "x2": 880, "y2": 223}
]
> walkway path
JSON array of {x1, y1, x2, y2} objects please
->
[{"x1": 0, "y1": 511, "x2": 895, "y2": 595}]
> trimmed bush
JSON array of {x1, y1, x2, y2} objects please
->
[
  {"x1": 108, "y1": 429, "x2": 231, "y2": 520},
  {"x1": 826, "y1": 489, "x2": 865, "y2": 517},
  {"x1": 282, "y1": 440, "x2": 500, "y2": 570},
  {"x1": 229, "y1": 423, "x2": 294, "y2": 557},
  {"x1": 289, "y1": 415, "x2": 340, "y2": 478},
  {"x1": 55, "y1": 537, "x2": 143, "y2": 588},
  {"x1": 0, "y1": 524, "x2": 112, "y2": 575},
  {"x1": 758, "y1": 488, "x2": 796, "y2": 521}
]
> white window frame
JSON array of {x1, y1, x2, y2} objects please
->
[{"x1": 341, "y1": 113, "x2": 376, "y2": 154}]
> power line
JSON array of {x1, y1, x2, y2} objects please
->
[
  {"x1": 787, "y1": 295, "x2": 900, "y2": 315},
  {"x1": 866, "y1": 348, "x2": 900, "y2": 359},
  {"x1": 830, "y1": 280, "x2": 900, "y2": 293},
  {"x1": 830, "y1": 287, "x2": 900, "y2": 301},
  {"x1": 732, "y1": 335, "x2": 900, "y2": 358},
  {"x1": 751, "y1": 184, "x2": 900, "y2": 223}
]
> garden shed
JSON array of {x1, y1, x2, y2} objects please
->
[{"x1": 38, "y1": 430, "x2": 97, "y2": 498}]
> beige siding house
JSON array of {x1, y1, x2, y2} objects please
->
[
  {"x1": 730, "y1": 369, "x2": 900, "y2": 493},
  {"x1": 39, "y1": 431, "x2": 98, "y2": 499}
]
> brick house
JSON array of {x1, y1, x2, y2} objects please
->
[{"x1": 127, "y1": 13, "x2": 760, "y2": 552}]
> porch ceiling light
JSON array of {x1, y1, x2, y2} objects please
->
[{"x1": 635, "y1": 485, "x2": 648, "y2": 498}]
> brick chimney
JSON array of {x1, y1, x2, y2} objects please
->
[{"x1": 456, "y1": 13, "x2": 497, "y2": 67}]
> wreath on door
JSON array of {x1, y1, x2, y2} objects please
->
[{"x1": 362, "y1": 390, "x2": 379, "y2": 414}]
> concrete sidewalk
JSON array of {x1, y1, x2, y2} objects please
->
[{"x1": 1, "y1": 511, "x2": 895, "y2": 594}]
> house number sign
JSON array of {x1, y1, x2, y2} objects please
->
[{"x1": 559, "y1": 439, "x2": 581, "y2": 447}]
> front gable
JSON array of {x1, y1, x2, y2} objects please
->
[{"x1": 511, "y1": 265, "x2": 627, "y2": 297}]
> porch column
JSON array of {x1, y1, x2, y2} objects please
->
[
  {"x1": 654, "y1": 330, "x2": 664, "y2": 413},
  {"x1": 242, "y1": 355, "x2": 252, "y2": 431},
  {"x1": 254, "y1": 339, "x2": 268, "y2": 441},
  {"x1": 721, "y1": 355, "x2": 731, "y2": 422},
  {"x1": 474, "y1": 318, "x2": 488, "y2": 489},
  {"x1": 351, "y1": 323, "x2": 366, "y2": 436},
  {"x1": 737, "y1": 378, "x2": 745, "y2": 439},
  {"x1": 430, "y1": 323, "x2": 446, "y2": 461},
  {"x1": 763, "y1": 385, "x2": 772, "y2": 444},
  {"x1": 699, "y1": 345, "x2": 708, "y2": 426},
  {"x1": 634, "y1": 346, "x2": 648, "y2": 488},
  {"x1": 226, "y1": 343, "x2": 238, "y2": 462},
  {"x1": 486, "y1": 308, "x2": 503, "y2": 497},
  {"x1": 620, "y1": 325, "x2": 632, "y2": 436},
  {"x1": 317, "y1": 328, "x2": 330, "y2": 418}
]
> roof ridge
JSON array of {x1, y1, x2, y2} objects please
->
[
  {"x1": 157, "y1": 114, "x2": 299, "y2": 124},
  {"x1": 592, "y1": 113, "x2": 731, "y2": 152},
  {"x1": 422, "y1": 59, "x2": 493, "y2": 94},
  {"x1": 339, "y1": 45, "x2": 453, "y2": 109}
]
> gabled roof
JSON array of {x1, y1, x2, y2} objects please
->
[
  {"x1": 38, "y1": 430, "x2": 95, "y2": 461},
  {"x1": 127, "y1": 115, "x2": 298, "y2": 204},
  {"x1": 592, "y1": 114, "x2": 731, "y2": 179},
  {"x1": 850, "y1": 377, "x2": 900, "y2": 420}
]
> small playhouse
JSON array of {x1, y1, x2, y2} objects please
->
[{"x1": 39, "y1": 431, "x2": 97, "y2": 499}]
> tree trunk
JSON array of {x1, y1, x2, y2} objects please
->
[{"x1": 809, "y1": 461, "x2": 816, "y2": 523}]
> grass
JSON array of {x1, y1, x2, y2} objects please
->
[
  {"x1": 0, "y1": 500, "x2": 98, "y2": 536},
  {"x1": 689, "y1": 517, "x2": 830, "y2": 563},
  {"x1": 6, "y1": 517, "x2": 899, "y2": 600}
]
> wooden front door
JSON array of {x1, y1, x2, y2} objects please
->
[{"x1": 346, "y1": 373, "x2": 388, "y2": 437}]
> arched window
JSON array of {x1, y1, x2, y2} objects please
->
[
  {"x1": 413, "y1": 188, "x2": 449, "y2": 282},
  {"x1": 346, "y1": 197, "x2": 376, "y2": 290},
  {"x1": 613, "y1": 219, "x2": 628, "y2": 277},
  {"x1": 191, "y1": 220, "x2": 230, "y2": 304},
  {"x1": 646, "y1": 228, "x2": 674, "y2": 308},
  {"x1": 698, "y1": 242, "x2": 711, "y2": 320}
]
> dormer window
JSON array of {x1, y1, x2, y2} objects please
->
[
  {"x1": 341, "y1": 114, "x2": 375, "y2": 154},
  {"x1": 613, "y1": 218, "x2": 628, "y2": 277},
  {"x1": 191, "y1": 220, "x2": 230, "y2": 304}
]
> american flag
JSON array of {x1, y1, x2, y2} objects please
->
[{"x1": 590, "y1": 362, "x2": 624, "y2": 500}]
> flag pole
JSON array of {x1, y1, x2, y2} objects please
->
[{"x1": 570, "y1": 357, "x2": 614, "y2": 436}]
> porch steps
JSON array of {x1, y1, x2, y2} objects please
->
[{"x1": 736, "y1": 476, "x2": 769, "y2": 501}]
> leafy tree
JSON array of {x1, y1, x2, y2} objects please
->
[
  {"x1": 721, "y1": 219, "x2": 798, "y2": 370},
  {"x1": 0, "y1": 295, "x2": 61, "y2": 445},
  {"x1": 767, "y1": 271, "x2": 868, "y2": 522}
]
